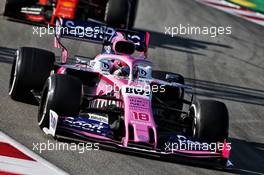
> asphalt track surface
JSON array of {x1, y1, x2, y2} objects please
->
[{"x1": 0, "y1": 0, "x2": 264, "y2": 174}]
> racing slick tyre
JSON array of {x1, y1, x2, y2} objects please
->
[
  {"x1": 0, "y1": 0, "x2": 7, "y2": 15},
  {"x1": 105, "y1": 0, "x2": 137, "y2": 29},
  {"x1": 152, "y1": 70, "x2": 184, "y2": 85},
  {"x1": 9, "y1": 47, "x2": 55, "y2": 101},
  {"x1": 3, "y1": 0, "x2": 35, "y2": 16},
  {"x1": 38, "y1": 74, "x2": 82, "y2": 129},
  {"x1": 190, "y1": 99, "x2": 229, "y2": 142},
  {"x1": 127, "y1": 0, "x2": 138, "y2": 29},
  {"x1": 152, "y1": 70, "x2": 185, "y2": 110}
]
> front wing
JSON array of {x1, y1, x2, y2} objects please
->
[{"x1": 46, "y1": 110, "x2": 232, "y2": 168}]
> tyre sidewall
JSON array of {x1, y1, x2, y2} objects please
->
[
  {"x1": 105, "y1": 0, "x2": 129, "y2": 28},
  {"x1": 38, "y1": 74, "x2": 82, "y2": 129},
  {"x1": 9, "y1": 47, "x2": 55, "y2": 100},
  {"x1": 192, "y1": 99, "x2": 229, "y2": 142}
]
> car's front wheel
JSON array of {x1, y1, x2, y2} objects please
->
[
  {"x1": 38, "y1": 74, "x2": 82, "y2": 130},
  {"x1": 190, "y1": 99, "x2": 230, "y2": 166},
  {"x1": 190, "y1": 99, "x2": 229, "y2": 142}
]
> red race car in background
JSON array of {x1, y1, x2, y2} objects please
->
[{"x1": 2, "y1": 0, "x2": 137, "y2": 28}]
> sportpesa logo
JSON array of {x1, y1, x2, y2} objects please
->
[{"x1": 63, "y1": 117, "x2": 105, "y2": 133}]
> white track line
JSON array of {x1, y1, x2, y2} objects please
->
[
  {"x1": 195, "y1": 0, "x2": 264, "y2": 26},
  {"x1": 0, "y1": 131, "x2": 69, "y2": 175}
]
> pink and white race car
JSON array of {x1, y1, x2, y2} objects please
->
[{"x1": 8, "y1": 19, "x2": 231, "y2": 167}]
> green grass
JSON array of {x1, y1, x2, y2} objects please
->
[{"x1": 226, "y1": 0, "x2": 264, "y2": 14}]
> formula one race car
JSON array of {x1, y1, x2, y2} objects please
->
[
  {"x1": 2, "y1": 0, "x2": 137, "y2": 28},
  {"x1": 8, "y1": 19, "x2": 231, "y2": 167}
]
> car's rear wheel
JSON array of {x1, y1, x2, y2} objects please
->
[
  {"x1": 152, "y1": 70, "x2": 185, "y2": 109},
  {"x1": 38, "y1": 74, "x2": 82, "y2": 130},
  {"x1": 3, "y1": 0, "x2": 37, "y2": 16},
  {"x1": 9, "y1": 47, "x2": 55, "y2": 101},
  {"x1": 190, "y1": 99, "x2": 229, "y2": 142},
  {"x1": 151, "y1": 71, "x2": 185, "y2": 132},
  {"x1": 152, "y1": 70, "x2": 184, "y2": 84},
  {"x1": 127, "y1": 0, "x2": 138, "y2": 29},
  {"x1": 105, "y1": 0, "x2": 137, "y2": 29}
]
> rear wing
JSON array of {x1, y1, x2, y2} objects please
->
[{"x1": 54, "y1": 18, "x2": 150, "y2": 63}]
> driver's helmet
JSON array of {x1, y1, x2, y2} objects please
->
[
  {"x1": 96, "y1": 60, "x2": 113, "y2": 72},
  {"x1": 112, "y1": 60, "x2": 130, "y2": 77}
]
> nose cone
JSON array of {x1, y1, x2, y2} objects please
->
[{"x1": 121, "y1": 85, "x2": 157, "y2": 148}]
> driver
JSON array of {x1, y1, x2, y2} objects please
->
[{"x1": 111, "y1": 60, "x2": 130, "y2": 77}]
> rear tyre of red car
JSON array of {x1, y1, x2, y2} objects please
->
[
  {"x1": 38, "y1": 74, "x2": 82, "y2": 130},
  {"x1": 3, "y1": 0, "x2": 36, "y2": 16},
  {"x1": 105, "y1": 0, "x2": 137, "y2": 29},
  {"x1": 9, "y1": 47, "x2": 55, "y2": 101},
  {"x1": 190, "y1": 99, "x2": 229, "y2": 142}
]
